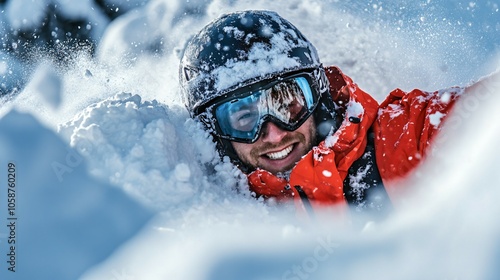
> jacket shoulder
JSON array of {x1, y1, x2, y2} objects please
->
[{"x1": 373, "y1": 86, "x2": 463, "y2": 198}]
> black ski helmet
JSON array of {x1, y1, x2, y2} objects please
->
[{"x1": 179, "y1": 10, "x2": 338, "y2": 173}]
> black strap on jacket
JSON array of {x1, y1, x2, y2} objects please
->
[{"x1": 343, "y1": 130, "x2": 392, "y2": 221}]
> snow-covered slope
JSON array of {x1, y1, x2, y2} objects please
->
[{"x1": 0, "y1": 110, "x2": 153, "y2": 280}]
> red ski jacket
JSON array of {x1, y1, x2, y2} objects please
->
[{"x1": 247, "y1": 66, "x2": 462, "y2": 216}]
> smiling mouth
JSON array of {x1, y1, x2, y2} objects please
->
[{"x1": 265, "y1": 145, "x2": 294, "y2": 160}]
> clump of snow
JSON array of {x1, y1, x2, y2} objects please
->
[
  {"x1": 348, "y1": 164, "x2": 371, "y2": 208},
  {"x1": 208, "y1": 12, "x2": 318, "y2": 92},
  {"x1": 58, "y1": 90, "x2": 255, "y2": 216},
  {"x1": 102, "y1": 0, "x2": 148, "y2": 11},
  {"x1": 82, "y1": 69, "x2": 500, "y2": 280},
  {"x1": 429, "y1": 111, "x2": 446, "y2": 127}
]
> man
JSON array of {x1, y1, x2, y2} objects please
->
[{"x1": 178, "y1": 10, "x2": 483, "y2": 218}]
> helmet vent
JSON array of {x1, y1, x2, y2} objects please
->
[{"x1": 183, "y1": 66, "x2": 198, "y2": 82}]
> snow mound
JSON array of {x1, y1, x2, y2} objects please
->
[
  {"x1": 83, "y1": 69, "x2": 500, "y2": 280},
  {"x1": 58, "y1": 92, "x2": 250, "y2": 212},
  {"x1": 0, "y1": 110, "x2": 153, "y2": 280}
]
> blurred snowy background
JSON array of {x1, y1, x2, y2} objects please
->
[{"x1": 0, "y1": 0, "x2": 499, "y2": 279}]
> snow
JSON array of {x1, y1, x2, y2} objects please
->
[
  {"x1": 57, "y1": 92, "x2": 219, "y2": 210},
  {"x1": 181, "y1": 9, "x2": 322, "y2": 110},
  {"x1": 322, "y1": 170, "x2": 332, "y2": 178},
  {"x1": 0, "y1": 51, "x2": 23, "y2": 95},
  {"x1": 346, "y1": 100, "x2": 364, "y2": 119},
  {"x1": 385, "y1": 103, "x2": 404, "y2": 119},
  {"x1": 212, "y1": 43, "x2": 302, "y2": 92},
  {"x1": 28, "y1": 62, "x2": 63, "y2": 109},
  {"x1": 5, "y1": 0, "x2": 109, "y2": 39},
  {"x1": 0, "y1": 110, "x2": 153, "y2": 280},
  {"x1": 5, "y1": 0, "x2": 47, "y2": 30},
  {"x1": 324, "y1": 129, "x2": 339, "y2": 148},
  {"x1": 348, "y1": 164, "x2": 371, "y2": 207},
  {"x1": 429, "y1": 111, "x2": 446, "y2": 127},
  {"x1": 0, "y1": 0, "x2": 499, "y2": 279}
]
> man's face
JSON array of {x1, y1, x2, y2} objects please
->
[{"x1": 232, "y1": 117, "x2": 316, "y2": 174}]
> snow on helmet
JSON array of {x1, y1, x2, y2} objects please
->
[{"x1": 179, "y1": 10, "x2": 338, "y2": 172}]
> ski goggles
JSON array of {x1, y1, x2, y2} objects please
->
[{"x1": 202, "y1": 73, "x2": 321, "y2": 143}]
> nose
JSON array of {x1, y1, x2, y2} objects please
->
[{"x1": 260, "y1": 121, "x2": 287, "y2": 143}]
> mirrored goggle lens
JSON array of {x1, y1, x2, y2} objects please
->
[{"x1": 214, "y1": 76, "x2": 317, "y2": 142}]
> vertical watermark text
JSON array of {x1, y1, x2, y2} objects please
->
[{"x1": 6, "y1": 162, "x2": 17, "y2": 273}]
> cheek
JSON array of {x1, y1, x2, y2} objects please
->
[
  {"x1": 299, "y1": 118, "x2": 316, "y2": 144},
  {"x1": 231, "y1": 142, "x2": 254, "y2": 162}
]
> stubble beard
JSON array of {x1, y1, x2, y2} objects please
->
[{"x1": 243, "y1": 123, "x2": 317, "y2": 174}]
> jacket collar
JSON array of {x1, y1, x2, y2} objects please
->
[{"x1": 247, "y1": 66, "x2": 380, "y2": 202}]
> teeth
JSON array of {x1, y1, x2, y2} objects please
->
[{"x1": 266, "y1": 145, "x2": 293, "y2": 160}]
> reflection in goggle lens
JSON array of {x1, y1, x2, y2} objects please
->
[{"x1": 213, "y1": 76, "x2": 316, "y2": 142}]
